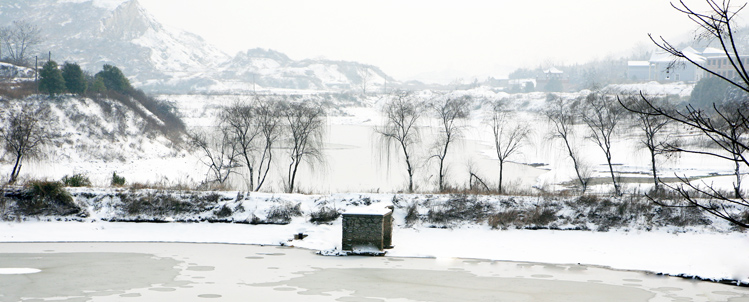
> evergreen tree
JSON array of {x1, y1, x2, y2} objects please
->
[
  {"x1": 95, "y1": 64, "x2": 131, "y2": 93},
  {"x1": 690, "y1": 76, "x2": 731, "y2": 109},
  {"x1": 90, "y1": 76, "x2": 106, "y2": 93},
  {"x1": 61, "y1": 62, "x2": 86, "y2": 95},
  {"x1": 38, "y1": 60, "x2": 66, "y2": 96}
]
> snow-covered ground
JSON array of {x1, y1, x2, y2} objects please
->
[
  {"x1": 1, "y1": 202, "x2": 747, "y2": 286},
  {"x1": 1, "y1": 190, "x2": 748, "y2": 285}
]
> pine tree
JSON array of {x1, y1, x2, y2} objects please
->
[
  {"x1": 38, "y1": 60, "x2": 66, "y2": 97},
  {"x1": 61, "y1": 62, "x2": 86, "y2": 95},
  {"x1": 95, "y1": 64, "x2": 131, "y2": 93},
  {"x1": 90, "y1": 76, "x2": 106, "y2": 93}
]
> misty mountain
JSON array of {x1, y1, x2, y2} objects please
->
[{"x1": 0, "y1": 0, "x2": 395, "y2": 93}]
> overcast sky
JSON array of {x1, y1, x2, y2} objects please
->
[{"x1": 138, "y1": 0, "x2": 727, "y2": 84}]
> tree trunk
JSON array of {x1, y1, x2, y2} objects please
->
[
  {"x1": 255, "y1": 145, "x2": 272, "y2": 192},
  {"x1": 438, "y1": 139, "x2": 450, "y2": 192},
  {"x1": 562, "y1": 137, "x2": 587, "y2": 194},
  {"x1": 650, "y1": 147, "x2": 658, "y2": 191},
  {"x1": 605, "y1": 152, "x2": 620, "y2": 196},
  {"x1": 9, "y1": 154, "x2": 22, "y2": 184},
  {"x1": 735, "y1": 158, "x2": 742, "y2": 199},
  {"x1": 400, "y1": 141, "x2": 414, "y2": 193},
  {"x1": 288, "y1": 158, "x2": 301, "y2": 193},
  {"x1": 498, "y1": 159, "x2": 504, "y2": 194}
]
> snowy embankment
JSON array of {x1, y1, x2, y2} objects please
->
[{"x1": 1, "y1": 189, "x2": 747, "y2": 285}]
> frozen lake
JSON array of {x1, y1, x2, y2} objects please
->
[{"x1": 1, "y1": 242, "x2": 747, "y2": 301}]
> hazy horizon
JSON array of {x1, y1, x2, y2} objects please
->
[{"x1": 135, "y1": 0, "x2": 729, "y2": 84}]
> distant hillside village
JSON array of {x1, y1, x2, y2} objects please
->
[
  {"x1": 479, "y1": 46, "x2": 742, "y2": 94},
  {"x1": 627, "y1": 47, "x2": 743, "y2": 83}
]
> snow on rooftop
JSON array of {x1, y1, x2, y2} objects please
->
[
  {"x1": 627, "y1": 61, "x2": 650, "y2": 67},
  {"x1": 702, "y1": 47, "x2": 725, "y2": 56},
  {"x1": 543, "y1": 67, "x2": 563, "y2": 74},
  {"x1": 343, "y1": 202, "x2": 392, "y2": 215}
]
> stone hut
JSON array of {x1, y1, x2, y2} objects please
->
[{"x1": 341, "y1": 206, "x2": 393, "y2": 254}]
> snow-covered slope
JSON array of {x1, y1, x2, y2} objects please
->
[
  {"x1": 0, "y1": 96, "x2": 193, "y2": 185},
  {"x1": 0, "y1": 0, "x2": 396, "y2": 93}
]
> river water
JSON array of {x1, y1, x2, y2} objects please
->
[{"x1": 1, "y1": 242, "x2": 747, "y2": 301}]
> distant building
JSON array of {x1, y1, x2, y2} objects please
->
[
  {"x1": 536, "y1": 67, "x2": 569, "y2": 92},
  {"x1": 627, "y1": 61, "x2": 651, "y2": 81},
  {"x1": 627, "y1": 47, "x2": 747, "y2": 83}
]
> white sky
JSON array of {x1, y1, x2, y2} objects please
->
[{"x1": 137, "y1": 0, "x2": 727, "y2": 83}]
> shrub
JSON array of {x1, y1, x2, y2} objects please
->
[
  {"x1": 20, "y1": 181, "x2": 83, "y2": 216},
  {"x1": 524, "y1": 206, "x2": 558, "y2": 227},
  {"x1": 111, "y1": 172, "x2": 126, "y2": 186},
  {"x1": 426, "y1": 195, "x2": 494, "y2": 226},
  {"x1": 266, "y1": 201, "x2": 302, "y2": 224},
  {"x1": 62, "y1": 174, "x2": 91, "y2": 187},
  {"x1": 214, "y1": 204, "x2": 233, "y2": 218},
  {"x1": 118, "y1": 191, "x2": 196, "y2": 217},
  {"x1": 404, "y1": 202, "x2": 419, "y2": 226},
  {"x1": 309, "y1": 206, "x2": 340, "y2": 224},
  {"x1": 488, "y1": 209, "x2": 521, "y2": 230}
]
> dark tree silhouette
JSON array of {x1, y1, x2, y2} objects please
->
[
  {"x1": 376, "y1": 91, "x2": 422, "y2": 193},
  {"x1": 489, "y1": 100, "x2": 530, "y2": 194},
  {"x1": 2, "y1": 105, "x2": 54, "y2": 184},
  {"x1": 545, "y1": 94, "x2": 590, "y2": 194},
  {"x1": 61, "y1": 62, "x2": 87, "y2": 95},
  {"x1": 430, "y1": 94, "x2": 470, "y2": 192},
  {"x1": 39, "y1": 60, "x2": 65, "y2": 97},
  {"x1": 280, "y1": 101, "x2": 325, "y2": 193}
]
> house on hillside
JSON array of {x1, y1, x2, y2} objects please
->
[
  {"x1": 627, "y1": 46, "x2": 748, "y2": 83},
  {"x1": 536, "y1": 67, "x2": 569, "y2": 92},
  {"x1": 702, "y1": 47, "x2": 749, "y2": 79},
  {"x1": 627, "y1": 61, "x2": 651, "y2": 81}
]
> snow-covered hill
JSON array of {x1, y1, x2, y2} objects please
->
[{"x1": 0, "y1": 0, "x2": 395, "y2": 93}]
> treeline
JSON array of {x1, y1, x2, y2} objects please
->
[
  {"x1": 192, "y1": 97, "x2": 325, "y2": 193},
  {"x1": 36, "y1": 61, "x2": 185, "y2": 136}
]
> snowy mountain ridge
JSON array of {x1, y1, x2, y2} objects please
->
[{"x1": 0, "y1": 0, "x2": 395, "y2": 93}]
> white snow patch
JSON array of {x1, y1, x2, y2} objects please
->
[{"x1": 0, "y1": 268, "x2": 41, "y2": 274}]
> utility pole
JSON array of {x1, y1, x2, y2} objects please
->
[{"x1": 35, "y1": 55, "x2": 38, "y2": 97}]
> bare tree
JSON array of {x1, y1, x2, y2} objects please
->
[
  {"x1": 580, "y1": 91, "x2": 626, "y2": 195},
  {"x1": 489, "y1": 100, "x2": 531, "y2": 194},
  {"x1": 620, "y1": 0, "x2": 749, "y2": 227},
  {"x1": 623, "y1": 95, "x2": 676, "y2": 191},
  {"x1": 221, "y1": 97, "x2": 281, "y2": 191},
  {"x1": 430, "y1": 94, "x2": 470, "y2": 192},
  {"x1": 0, "y1": 21, "x2": 42, "y2": 66},
  {"x1": 376, "y1": 91, "x2": 422, "y2": 193},
  {"x1": 357, "y1": 65, "x2": 371, "y2": 95},
  {"x1": 1, "y1": 105, "x2": 54, "y2": 184},
  {"x1": 222, "y1": 100, "x2": 262, "y2": 190},
  {"x1": 715, "y1": 98, "x2": 748, "y2": 198},
  {"x1": 545, "y1": 94, "x2": 590, "y2": 194},
  {"x1": 189, "y1": 127, "x2": 238, "y2": 186},
  {"x1": 253, "y1": 98, "x2": 282, "y2": 191},
  {"x1": 280, "y1": 101, "x2": 325, "y2": 193}
]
